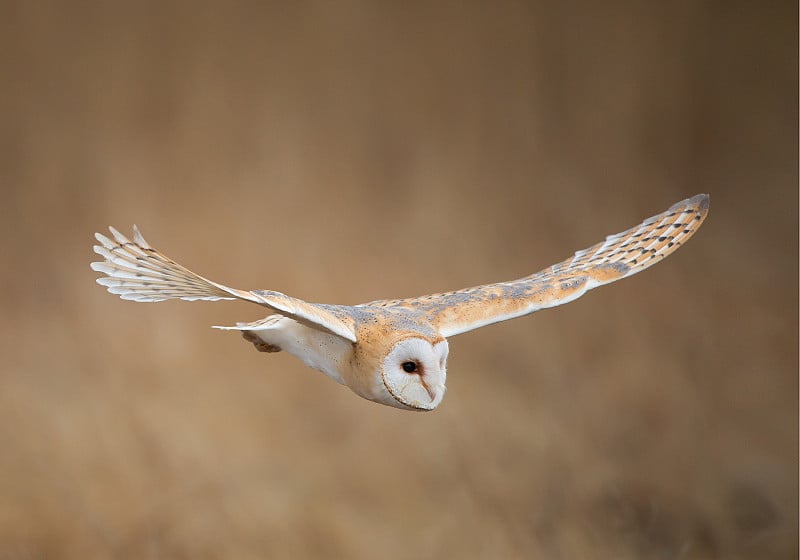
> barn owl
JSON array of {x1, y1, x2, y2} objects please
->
[{"x1": 91, "y1": 194, "x2": 709, "y2": 411}]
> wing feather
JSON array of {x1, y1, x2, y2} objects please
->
[
  {"x1": 366, "y1": 194, "x2": 709, "y2": 337},
  {"x1": 90, "y1": 226, "x2": 357, "y2": 342}
]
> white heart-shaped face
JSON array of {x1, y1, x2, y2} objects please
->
[{"x1": 381, "y1": 338, "x2": 448, "y2": 411}]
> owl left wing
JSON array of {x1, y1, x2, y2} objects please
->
[
  {"x1": 91, "y1": 225, "x2": 358, "y2": 342},
  {"x1": 366, "y1": 194, "x2": 709, "y2": 338}
]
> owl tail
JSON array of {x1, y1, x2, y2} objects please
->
[
  {"x1": 90, "y1": 226, "x2": 249, "y2": 303},
  {"x1": 212, "y1": 315, "x2": 287, "y2": 352}
]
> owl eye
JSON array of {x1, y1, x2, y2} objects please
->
[{"x1": 401, "y1": 361, "x2": 418, "y2": 373}]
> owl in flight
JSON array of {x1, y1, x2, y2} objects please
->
[{"x1": 91, "y1": 194, "x2": 709, "y2": 411}]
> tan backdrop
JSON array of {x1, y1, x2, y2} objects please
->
[{"x1": 1, "y1": 2, "x2": 796, "y2": 558}]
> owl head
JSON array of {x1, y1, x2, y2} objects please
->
[
  {"x1": 349, "y1": 331, "x2": 449, "y2": 411},
  {"x1": 378, "y1": 336, "x2": 449, "y2": 411}
]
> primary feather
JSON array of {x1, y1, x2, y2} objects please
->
[{"x1": 90, "y1": 226, "x2": 358, "y2": 342}]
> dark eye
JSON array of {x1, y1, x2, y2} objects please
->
[{"x1": 401, "y1": 361, "x2": 418, "y2": 373}]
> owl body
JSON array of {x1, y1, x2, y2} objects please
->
[
  {"x1": 241, "y1": 307, "x2": 448, "y2": 410},
  {"x1": 239, "y1": 316, "x2": 351, "y2": 385},
  {"x1": 91, "y1": 194, "x2": 709, "y2": 411}
]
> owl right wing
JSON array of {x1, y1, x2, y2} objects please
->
[
  {"x1": 90, "y1": 226, "x2": 358, "y2": 342},
  {"x1": 366, "y1": 194, "x2": 709, "y2": 338}
]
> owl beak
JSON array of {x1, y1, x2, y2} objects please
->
[{"x1": 420, "y1": 378, "x2": 437, "y2": 403}]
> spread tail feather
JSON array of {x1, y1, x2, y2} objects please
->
[
  {"x1": 212, "y1": 315, "x2": 286, "y2": 330},
  {"x1": 212, "y1": 315, "x2": 287, "y2": 353}
]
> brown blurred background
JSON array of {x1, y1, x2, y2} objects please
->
[{"x1": 0, "y1": 1, "x2": 796, "y2": 558}]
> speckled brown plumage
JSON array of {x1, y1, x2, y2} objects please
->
[{"x1": 367, "y1": 194, "x2": 709, "y2": 336}]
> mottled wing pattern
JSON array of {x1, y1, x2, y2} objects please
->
[
  {"x1": 366, "y1": 194, "x2": 709, "y2": 337},
  {"x1": 91, "y1": 226, "x2": 358, "y2": 342}
]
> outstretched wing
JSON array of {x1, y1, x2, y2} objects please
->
[
  {"x1": 366, "y1": 194, "x2": 709, "y2": 337},
  {"x1": 90, "y1": 226, "x2": 357, "y2": 342}
]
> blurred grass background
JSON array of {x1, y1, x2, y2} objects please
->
[{"x1": 0, "y1": 1, "x2": 796, "y2": 558}]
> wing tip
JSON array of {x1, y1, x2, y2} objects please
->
[
  {"x1": 132, "y1": 224, "x2": 151, "y2": 247},
  {"x1": 673, "y1": 193, "x2": 709, "y2": 213},
  {"x1": 690, "y1": 193, "x2": 710, "y2": 213},
  {"x1": 94, "y1": 225, "x2": 150, "y2": 248}
]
